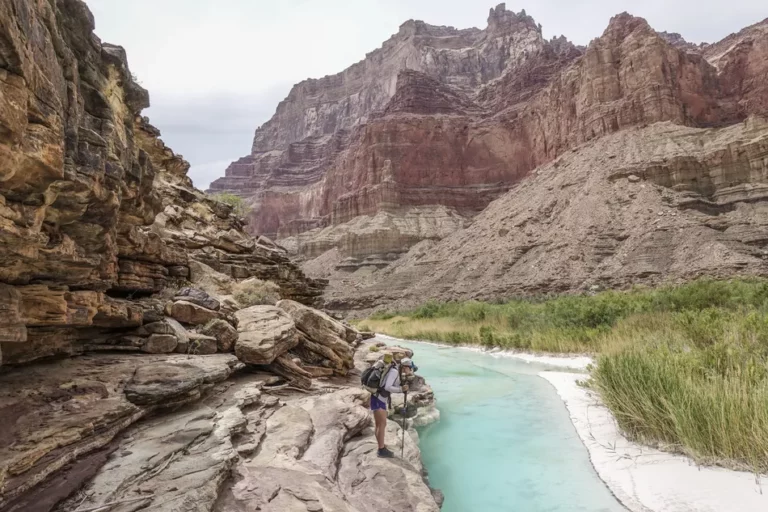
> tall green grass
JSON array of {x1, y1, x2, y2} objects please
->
[{"x1": 364, "y1": 278, "x2": 768, "y2": 472}]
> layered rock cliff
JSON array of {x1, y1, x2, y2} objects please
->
[
  {"x1": 320, "y1": 117, "x2": 768, "y2": 312},
  {"x1": 209, "y1": 5, "x2": 583, "y2": 255},
  {"x1": 210, "y1": 6, "x2": 768, "y2": 284},
  {"x1": 0, "y1": 0, "x2": 323, "y2": 365}
]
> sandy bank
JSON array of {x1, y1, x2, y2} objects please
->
[
  {"x1": 541, "y1": 372, "x2": 768, "y2": 512},
  {"x1": 376, "y1": 334, "x2": 593, "y2": 371}
]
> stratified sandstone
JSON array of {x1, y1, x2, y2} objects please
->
[
  {"x1": 209, "y1": 5, "x2": 581, "y2": 246},
  {"x1": 210, "y1": 7, "x2": 768, "y2": 282},
  {"x1": 0, "y1": 0, "x2": 323, "y2": 366},
  {"x1": 702, "y1": 18, "x2": 768, "y2": 118},
  {"x1": 322, "y1": 118, "x2": 768, "y2": 312}
]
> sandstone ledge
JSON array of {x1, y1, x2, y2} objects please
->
[{"x1": 0, "y1": 344, "x2": 440, "y2": 512}]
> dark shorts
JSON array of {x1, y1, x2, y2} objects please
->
[{"x1": 370, "y1": 395, "x2": 387, "y2": 411}]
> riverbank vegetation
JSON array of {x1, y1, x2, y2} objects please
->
[{"x1": 362, "y1": 279, "x2": 768, "y2": 473}]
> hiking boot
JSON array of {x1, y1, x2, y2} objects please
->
[{"x1": 377, "y1": 447, "x2": 395, "y2": 458}]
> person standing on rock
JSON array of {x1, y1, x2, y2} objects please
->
[{"x1": 371, "y1": 357, "x2": 414, "y2": 458}]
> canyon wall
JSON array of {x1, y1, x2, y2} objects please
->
[
  {"x1": 0, "y1": 0, "x2": 323, "y2": 365},
  {"x1": 210, "y1": 6, "x2": 768, "y2": 280},
  {"x1": 321, "y1": 118, "x2": 768, "y2": 312},
  {"x1": 209, "y1": 4, "x2": 581, "y2": 248}
]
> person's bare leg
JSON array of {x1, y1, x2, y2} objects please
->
[{"x1": 374, "y1": 409, "x2": 387, "y2": 449}]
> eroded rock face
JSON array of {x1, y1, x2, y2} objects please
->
[
  {"x1": 209, "y1": 5, "x2": 578, "y2": 244},
  {"x1": 235, "y1": 305, "x2": 299, "y2": 364},
  {"x1": 324, "y1": 119, "x2": 768, "y2": 312},
  {"x1": 1, "y1": 330, "x2": 436, "y2": 512},
  {"x1": 702, "y1": 17, "x2": 768, "y2": 117},
  {"x1": 0, "y1": 0, "x2": 324, "y2": 366},
  {"x1": 209, "y1": 9, "x2": 767, "y2": 272}
]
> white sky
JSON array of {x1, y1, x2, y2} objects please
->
[{"x1": 83, "y1": 0, "x2": 766, "y2": 189}]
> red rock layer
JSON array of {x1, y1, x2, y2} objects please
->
[{"x1": 211, "y1": 9, "x2": 767, "y2": 250}]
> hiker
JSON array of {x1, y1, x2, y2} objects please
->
[{"x1": 369, "y1": 357, "x2": 414, "y2": 458}]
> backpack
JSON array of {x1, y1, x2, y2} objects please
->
[{"x1": 361, "y1": 362, "x2": 395, "y2": 396}]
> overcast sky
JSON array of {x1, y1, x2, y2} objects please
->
[{"x1": 83, "y1": 0, "x2": 765, "y2": 190}]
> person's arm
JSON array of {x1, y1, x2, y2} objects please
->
[{"x1": 382, "y1": 368, "x2": 403, "y2": 394}]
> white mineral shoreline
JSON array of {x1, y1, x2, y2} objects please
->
[
  {"x1": 375, "y1": 334, "x2": 593, "y2": 371},
  {"x1": 540, "y1": 371, "x2": 768, "y2": 512}
]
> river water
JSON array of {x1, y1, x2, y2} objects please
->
[{"x1": 398, "y1": 340, "x2": 626, "y2": 512}]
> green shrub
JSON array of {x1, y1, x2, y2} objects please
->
[
  {"x1": 233, "y1": 278, "x2": 280, "y2": 306},
  {"x1": 479, "y1": 325, "x2": 497, "y2": 347},
  {"x1": 210, "y1": 192, "x2": 250, "y2": 217}
]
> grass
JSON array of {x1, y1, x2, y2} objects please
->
[{"x1": 364, "y1": 278, "x2": 768, "y2": 473}]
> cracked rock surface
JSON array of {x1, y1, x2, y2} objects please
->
[{"x1": 1, "y1": 345, "x2": 439, "y2": 512}]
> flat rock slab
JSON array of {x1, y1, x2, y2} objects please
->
[
  {"x1": 235, "y1": 306, "x2": 299, "y2": 365},
  {"x1": 169, "y1": 300, "x2": 218, "y2": 325},
  {"x1": 338, "y1": 421, "x2": 438, "y2": 512},
  {"x1": 0, "y1": 353, "x2": 239, "y2": 512},
  {"x1": 229, "y1": 466, "x2": 361, "y2": 512},
  {"x1": 66, "y1": 404, "x2": 240, "y2": 512}
]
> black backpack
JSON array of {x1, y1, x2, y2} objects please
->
[{"x1": 361, "y1": 362, "x2": 395, "y2": 396}]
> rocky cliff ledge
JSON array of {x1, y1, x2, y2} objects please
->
[
  {"x1": 1, "y1": 334, "x2": 441, "y2": 512},
  {"x1": 0, "y1": 2, "x2": 439, "y2": 511}
]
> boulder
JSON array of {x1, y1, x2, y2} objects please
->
[
  {"x1": 165, "y1": 317, "x2": 190, "y2": 343},
  {"x1": 234, "y1": 306, "x2": 299, "y2": 365},
  {"x1": 174, "y1": 287, "x2": 221, "y2": 311},
  {"x1": 200, "y1": 319, "x2": 238, "y2": 352},
  {"x1": 267, "y1": 354, "x2": 313, "y2": 390},
  {"x1": 144, "y1": 321, "x2": 174, "y2": 335},
  {"x1": 169, "y1": 300, "x2": 219, "y2": 325},
  {"x1": 123, "y1": 355, "x2": 239, "y2": 406},
  {"x1": 277, "y1": 300, "x2": 356, "y2": 361},
  {"x1": 188, "y1": 333, "x2": 218, "y2": 355},
  {"x1": 142, "y1": 334, "x2": 178, "y2": 354}
]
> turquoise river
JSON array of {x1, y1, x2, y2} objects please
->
[{"x1": 398, "y1": 340, "x2": 626, "y2": 512}]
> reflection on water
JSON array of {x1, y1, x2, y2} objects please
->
[{"x1": 398, "y1": 341, "x2": 626, "y2": 512}]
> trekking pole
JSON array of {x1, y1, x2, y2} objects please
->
[{"x1": 401, "y1": 389, "x2": 408, "y2": 458}]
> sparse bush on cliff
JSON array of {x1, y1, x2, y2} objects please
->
[
  {"x1": 210, "y1": 192, "x2": 251, "y2": 217},
  {"x1": 233, "y1": 278, "x2": 280, "y2": 306}
]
